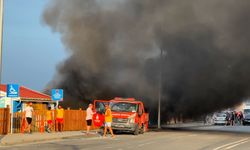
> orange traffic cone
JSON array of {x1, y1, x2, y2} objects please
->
[
  {"x1": 40, "y1": 119, "x2": 45, "y2": 133},
  {"x1": 21, "y1": 118, "x2": 26, "y2": 134}
]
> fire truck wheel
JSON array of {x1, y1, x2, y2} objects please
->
[
  {"x1": 133, "y1": 124, "x2": 139, "y2": 135},
  {"x1": 140, "y1": 124, "x2": 145, "y2": 134}
]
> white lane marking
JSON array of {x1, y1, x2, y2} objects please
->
[
  {"x1": 138, "y1": 141, "x2": 155, "y2": 147},
  {"x1": 104, "y1": 146, "x2": 113, "y2": 149},
  {"x1": 225, "y1": 140, "x2": 249, "y2": 150},
  {"x1": 213, "y1": 138, "x2": 248, "y2": 150},
  {"x1": 174, "y1": 134, "x2": 197, "y2": 139}
]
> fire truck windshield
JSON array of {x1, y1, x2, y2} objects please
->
[{"x1": 111, "y1": 102, "x2": 138, "y2": 112}]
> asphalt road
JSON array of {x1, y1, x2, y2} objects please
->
[{"x1": 1, "y1": 128, "x2": 250, "y2": 150}]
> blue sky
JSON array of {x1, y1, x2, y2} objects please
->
[{"x1": 2, "y1": 0, "x2": 67, "y2": 91}]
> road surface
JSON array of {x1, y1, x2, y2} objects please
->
[{"x1": 1, "y1": 129, "x2": 250, "y2": 150}]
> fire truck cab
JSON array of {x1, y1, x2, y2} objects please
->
[{"x1": 93, "y1": 97, "x2": 149, "y2": 135}]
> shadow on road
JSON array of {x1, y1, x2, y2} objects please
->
[{"x1": 149, "y1": 124, "x2": 250, "y2": 136}]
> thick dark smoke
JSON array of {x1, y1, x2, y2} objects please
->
[{"x1": 43, "y1": 0, "x2": 250, "y2": 121}]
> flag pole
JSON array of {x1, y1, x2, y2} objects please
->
[{"x1": 0, "y1": 0, "x2": 4, "y2": 84}]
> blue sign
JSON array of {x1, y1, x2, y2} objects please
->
[
  {"x1": 13, "y1": 101, "x2": 22, "y2": 113},
  {"x1": 51, "y1": 89, "x2": 63, "y2": 101},
  {"x1": 7, "y1": 84, "x2": 19, "y2": 97}
]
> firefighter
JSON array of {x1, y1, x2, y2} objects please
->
[
  {"x1": 56, "y1": 105, "x2": 64, "y2": 132},
  {"x1": 46, "y1": 107, "x2": 53, "y2": 133}
]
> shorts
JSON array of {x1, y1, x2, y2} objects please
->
[
  {"x1": 56, "y1": 118, "x2": 64, "y2": 124},
  {"x1": 47, "y1": 120, "x2": 52, "y2": 125},
  {"x1": 86, "y1": 119, "x2": 92, "y2": 126},
  {"x1": 26, "y1": 117, "x2": 32, "y2": 125},
  {"x1": 105, "y1": 122, "x2": 112, "y2": 127}
]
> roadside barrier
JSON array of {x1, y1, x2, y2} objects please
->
[
  {"x1": 20, "y1": 118, "x2": 26, "y2": 133},
  {"x1": 40, "y1": 119, "x2": 45, "y2": 133}
]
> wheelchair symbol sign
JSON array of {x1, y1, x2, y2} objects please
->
[{"x1": 7, "y1": 84, "x2": 19, "y2": 97}]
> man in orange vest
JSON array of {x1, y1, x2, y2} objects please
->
[
  {"x1": 103, "y1": 105, "x2": 115, "y2": 137},
  {"x1": 46, "y1": 107, "x2": 53, "y2": 133},
  {"x1": 56, "y1": 105, "x2": 64, "y2": 132}
]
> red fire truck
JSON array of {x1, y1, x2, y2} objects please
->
[{"x1": 93, "y1": 97, "x2": 149, "y2": 135}]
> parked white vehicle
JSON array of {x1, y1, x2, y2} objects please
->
[{"x1": 213, "y1": 112, "x2": 228, "y2": 125}]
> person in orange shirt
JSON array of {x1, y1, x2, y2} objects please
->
[
  {"x1": 103, "y1": 105, "x2": 115, "y2": 137},
  {"x1": 46, "y1": 107, "x2": 53, "y2": 133},
  {"x1": 56, "y1": 105, "x2": 64, "y2": 132}
]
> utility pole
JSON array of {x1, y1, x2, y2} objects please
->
[
  {"x1": 158, "y1": 48, "x2": 163, "y2": 129},
  {"x1": 0, "y1": 0, "x2": 4, "y2": 84}
]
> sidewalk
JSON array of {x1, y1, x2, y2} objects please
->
[
  {"x1": 0, "y1": 131, "x2": 100, "y2": 146},
  {"x1": 162, "y1": 122, "x2": 207, "y2": 128}
]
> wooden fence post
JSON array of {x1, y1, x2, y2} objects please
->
[
  {"x1": 0, "y1": 109, "x2": 97, "y2": 134},
  {"x1": 6, "y1": 106, "x2": 10, "y2": 134}
]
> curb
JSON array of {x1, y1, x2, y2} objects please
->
[
  {"x1": 0, "y1": 131, "x2": 100, "y2": 146},
  {"x1": 1, "y1": 136, "x2": 64, "y2": 146}
]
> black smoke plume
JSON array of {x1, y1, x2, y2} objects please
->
[{"x1": 43, "y1": 0, "x2": 250, "y2": 122}]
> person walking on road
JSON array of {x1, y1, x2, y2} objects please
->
[
  {"x1": 103, "y1": 104, "x2": 115, "y2": 138},
  {"x1": 46, "y1": 107, "x2": 53, "y2": 133},
  {"x1": 230, "y1": 111, "x2": 235, "y2": 126},
  {"x1": 86, "y1": 103, "x2": 94, "y2": 135},
  {"x1": 24, "y1": 102, "x2": 34, "y2": 134},
  {"x1": 56, "y1": 105, "x2": 64, "y2": 132}
]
